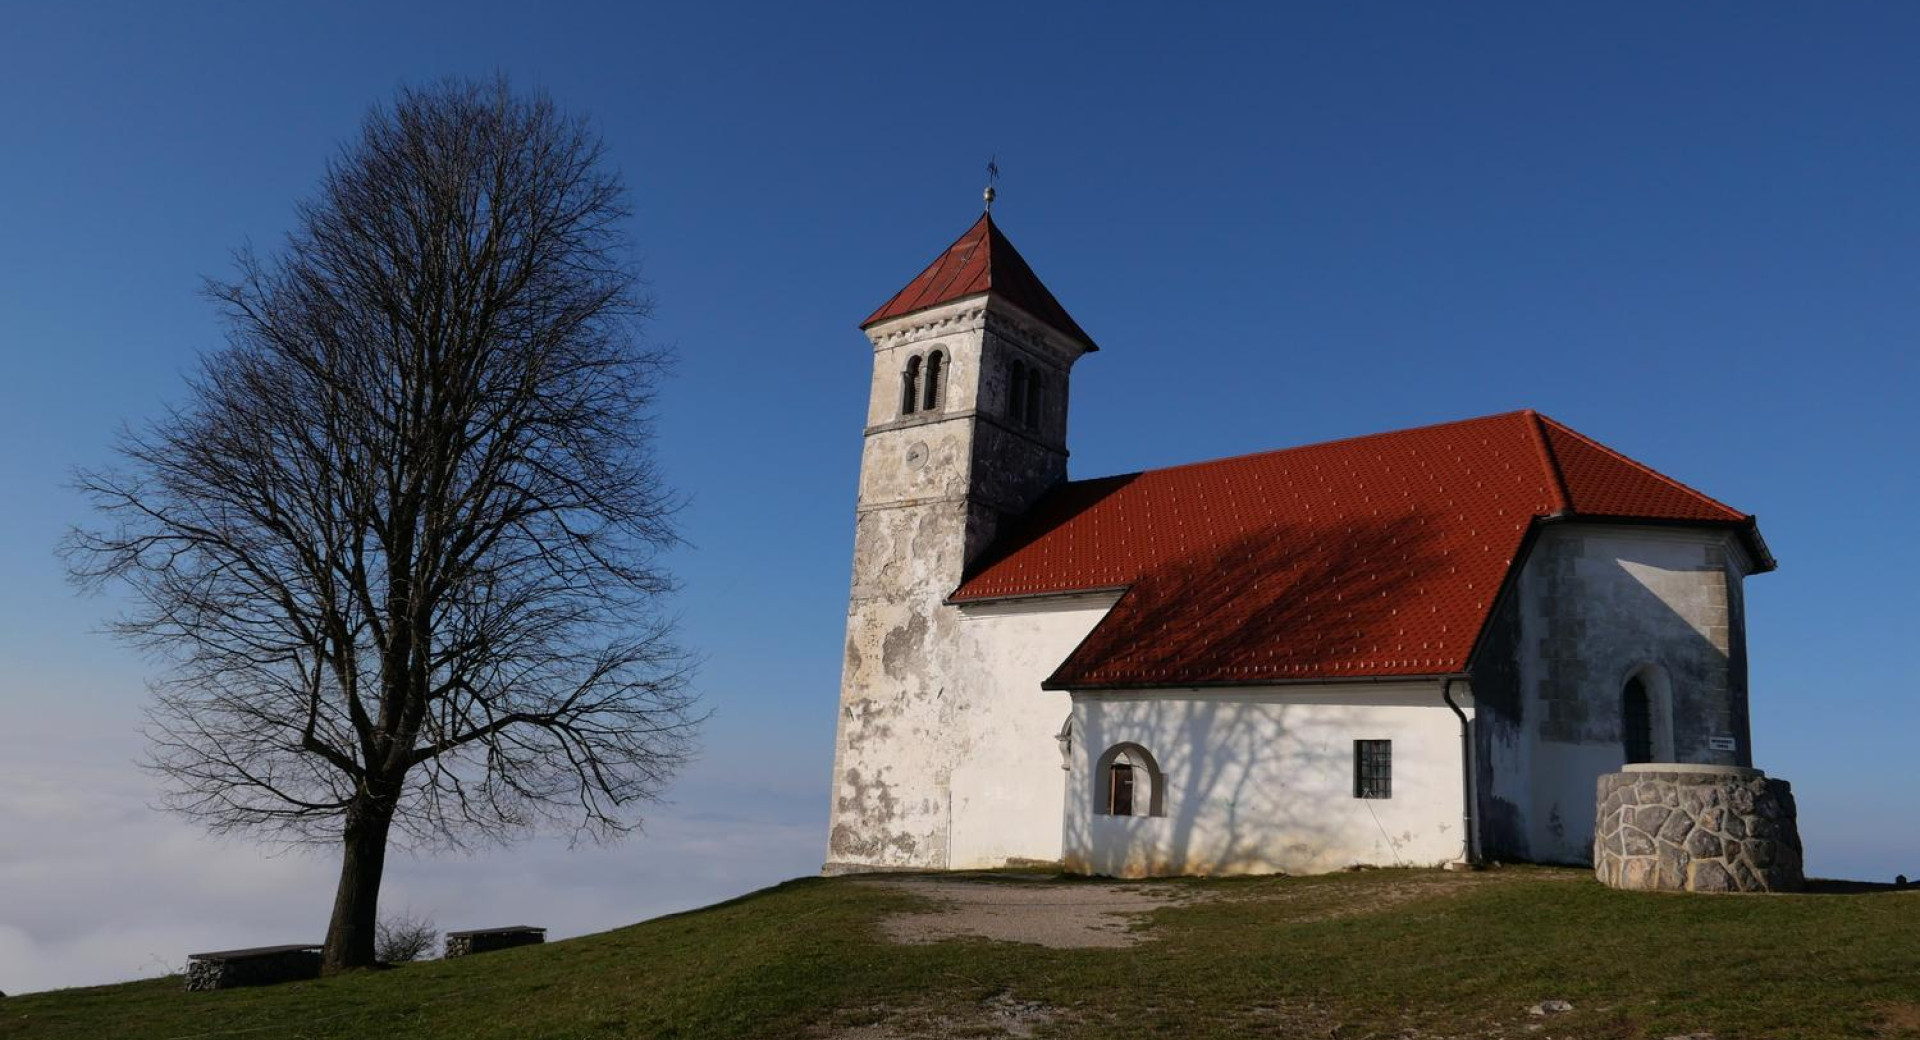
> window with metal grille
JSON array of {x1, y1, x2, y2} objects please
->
[
  {"x1": 1622, "y1": 676, "x2": 1653, "y2": 764},
  {"x1": 1354, "y1": 740, "x2": 1392, "y2": 799}
]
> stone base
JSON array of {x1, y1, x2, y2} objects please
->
[{"x1": 1594, "y1": 766, "x2": 1803, "y2": 893}]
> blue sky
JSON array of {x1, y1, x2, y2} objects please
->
[{"x1": 2, "y1": 1, "x2": 1915, "y2": 991}]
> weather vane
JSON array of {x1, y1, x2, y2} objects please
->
[{"x1": 984, "y1": 155, "x2": 999, "y2": 213}]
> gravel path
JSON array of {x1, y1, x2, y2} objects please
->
[{"x1": 861, "y1": 874, "x2": 1196, "y2": 949}]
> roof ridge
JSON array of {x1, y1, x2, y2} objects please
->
[
  {"x1": 1535, "y1": 414, "x2": 1748, "y2": 520},
  {"x1": 1064, "y1": 409, "x2": 1537, "y2": 485},
  {"x1": 1523, "y1": 409, "x2": 1572, "y2": 515},
  {"x1": 860, "y1": 213, "x2": 985, "y2": 324},
  {"x1": 925, "y1": 213, "x2": 991, "y2": 304}
]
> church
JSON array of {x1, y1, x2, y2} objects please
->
[{"x1": 824, "y1": 207, "x2": 1773, "y2": 878}]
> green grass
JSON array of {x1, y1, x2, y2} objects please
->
[{"x1": 4, "y1": 867, "x2": 1915, "y2": 1039}]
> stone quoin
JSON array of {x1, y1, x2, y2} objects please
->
[{"x1": 824, "y1": 206, "x2": 1780, "y2": 880}]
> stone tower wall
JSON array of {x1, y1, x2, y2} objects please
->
[{"x1": 825, "y1": 297, "x2": 1090, "y2": 873}]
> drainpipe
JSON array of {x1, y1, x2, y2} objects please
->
[{"x1": 1441, "y1": 677, "x2": 1479, "y2": 868}]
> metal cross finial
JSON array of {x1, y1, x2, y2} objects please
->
[{"x1": 984, "y1": 155, "x2": 999, "y2": 213}]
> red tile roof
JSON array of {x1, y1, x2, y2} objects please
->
[
  {"x1": 948, "y1": 411, "x2": 1767, "y2": 689},
  {"x1": 861, "y1": 213, "x2": 1098, "y2": 351}
]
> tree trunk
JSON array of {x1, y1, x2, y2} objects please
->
[{"x1": 322, "y1": 796, "x2": 396, "y2": 971}]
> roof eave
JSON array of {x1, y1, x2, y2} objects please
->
[
  {"x1": 1538, "y1": 511, "x2": 1777, "y2": 575},
  {"x1": 859, "y1": 290, "x2": 991, "y2": 334},
  {"x1": 1044, "y1": 671, "x2": 1470, "y2": 693},
  {"x1": 1737, "y1": 516, "x2": 1778, "y2": 574},
  {"x1": 860, "y1": 293, "x2": 1100, "y2": 353},
  {"x1": 945, "y1": 583, "x2": 1131, "y2": 608}
]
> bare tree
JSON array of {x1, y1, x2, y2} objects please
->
[
  {"x1": 375, "y1": 910, "x2": 439, "y2": 964},
  {"x1": 63, "y1": 78, "x2": 699, "y2": 972}
]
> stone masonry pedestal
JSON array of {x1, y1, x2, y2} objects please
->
[{"x1": 1594, "y1": 764, "x2": 1803, "y2": 893}]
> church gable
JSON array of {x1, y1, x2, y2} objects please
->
[{"x1": 950, "y1": 410, "x2": 1767, "y2": 688}]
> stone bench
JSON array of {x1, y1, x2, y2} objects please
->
[
  {"x1": 184, "y1": 944, "x2": 322, "y2": 991},
  {"x1": 444, "y1": 925, "x2": 545, "y2": 958}
]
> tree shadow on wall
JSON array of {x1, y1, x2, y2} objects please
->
[
  {"x1": 1053, "y1": 511, "x2": 1461, "y2": 687},
  {"x1": 1061, "y1": 512, "x2": 1463, "y2": 876}
]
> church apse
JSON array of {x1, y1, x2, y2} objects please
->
[{"x1": 1472, "y1": 522, "x2": 1759, "y2": 865}]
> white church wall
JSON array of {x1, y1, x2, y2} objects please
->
[
  {"x1": 1511, "y1": 524, "x2": 1754, "y2": 864},
  {"x1": 1064, "y1": 684, "x2": 1469, "y2": 877},
  {"x1": 946, "y1": 594, "x2": 1119, "y2": 868}
]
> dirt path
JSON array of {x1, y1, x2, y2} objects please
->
[{"x1": 860, "y1": 874, "x2": 1196, "y2": 949}]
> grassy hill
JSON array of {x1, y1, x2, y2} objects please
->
[{"x1": 3, "y1": 867, "x2": 1915, "y2": 1039}]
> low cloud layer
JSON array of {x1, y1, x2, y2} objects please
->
[{"x1": 0, "y1": 714, "x2": 822, "y2": 995}]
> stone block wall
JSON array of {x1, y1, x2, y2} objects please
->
[{"x1": 1594, "y1": 766, "x2": 1803, "y2": 893}]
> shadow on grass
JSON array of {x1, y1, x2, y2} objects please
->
[{"x1": 1802, "y1": 878, "x2": 1916, "y2": 895}]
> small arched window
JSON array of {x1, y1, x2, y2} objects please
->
[
  {"x1": 1025, "y1": 370, "x2": 1044, "y2": 430},
  {"x1": 1094, "y1": 743, "x2": 1165, "y2": 818},
  {"x1": 1620, "y1": 664, "x2": 1676, "y2": 763},
  {"x1": 1008, "y1": 360, "x2": 1028, "y2": 424},
  {"x1": 1109, "y1": 760, "x2": 1135, "y2": 815},
  {"x1": 1622, "y1": 676, "x2": 1653, "y2": 765},
  {"x1": 900, "y1": 355, "x2": 921, "y2": 417},
  {"x1": 922, "y1": 350, "x2": 945, "y2": 412}
]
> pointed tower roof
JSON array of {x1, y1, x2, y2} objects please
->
[{"x1": 861, "y1": 213, "x2": 1098, "y2": 351}]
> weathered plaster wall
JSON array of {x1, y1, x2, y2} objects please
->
[
  {"x1": 826, "y1": 297, "x2": 1093, "y2": 873},
  {"x1": 1469, "y1": 585, "x2": 1530, "y2": 862},
  {"x1": 829, "y1": 497, "x2": 972, "y2": 870},
  {"x1": 1505, "y1": 523, "x2": 1755, "y2": 864},
  {"x1": 946, "y1": 595, "x2": 1118, "y2": 867},
  {"x1": 1064, "y1": 684, "x2": 1469, "y2": 877}
]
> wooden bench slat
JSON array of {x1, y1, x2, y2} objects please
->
[{"x1": 187, "y1": 944, "x2": 322, "y2": 961}]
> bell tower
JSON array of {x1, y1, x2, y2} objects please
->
[{"x1": 825, "y1": 209, "x2": 1097, "y2": 873}]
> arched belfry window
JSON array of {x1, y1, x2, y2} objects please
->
[
  {"x1": 923, "y1": 350, "x2": 945, "y2": 412},
  {"x1": 1025, "y1": 370, "x2": 1045, "y2": 430},
  {"x1": 1094, "y1": 743, "x2": 1165, "y2": 818},
  {"x1": 900, "y1": 355, "x2": 922, "y2": 417},
  {"x1": 1008, "y1": 360, "x2": 1028, "y2": 424}
]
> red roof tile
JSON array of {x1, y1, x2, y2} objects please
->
[
  {"x1": 861, "y1": 214, "x2": 1098, "y2": 351},
  {"x1": 948, "y1": 411, "x2": 1765, "y2": 689}
]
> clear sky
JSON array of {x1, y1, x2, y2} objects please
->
[{"x1": 2, "y1": 1, "x2": 1915, "y2": 993}]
